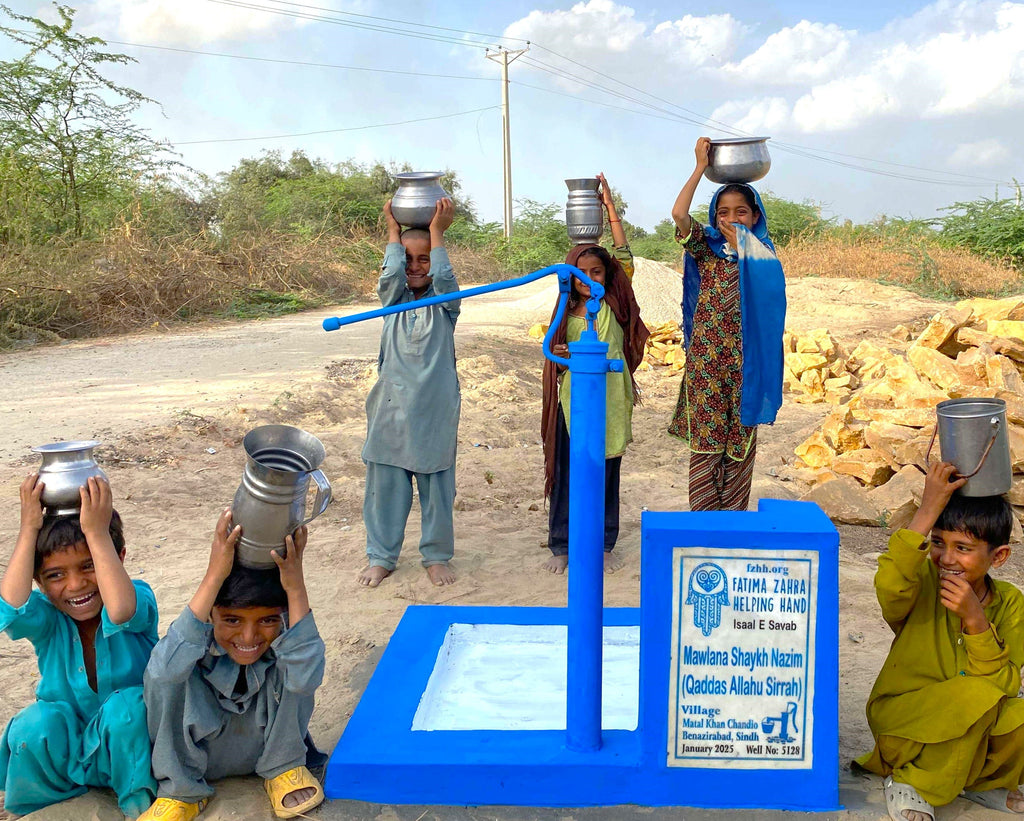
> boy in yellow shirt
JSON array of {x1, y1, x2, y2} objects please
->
[{"x1": 856, "y1": 462, "x2": 1024, "y2": 821}]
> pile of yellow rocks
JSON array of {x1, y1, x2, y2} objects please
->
[
  {"x1": 528, "y1": 320, "x2": 687, "y2": 371},
  {"x1": 641, "y1": 322, "x2": 686, "y2": 371},
  {"x1": 786, "y1": 295, "x2": 1024, "y2": 534}
]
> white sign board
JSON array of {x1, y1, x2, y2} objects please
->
[{"x1": 667, "y1": 548, "x2": 817, "y2": 769}]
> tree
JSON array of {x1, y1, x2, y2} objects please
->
[{"x1": 0, "y1": 3, "x2": 175, "y2": 242}]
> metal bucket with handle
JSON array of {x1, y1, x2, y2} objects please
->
[{"x1": 926, "y1": 398, "x2": 1011, "y2": 497}]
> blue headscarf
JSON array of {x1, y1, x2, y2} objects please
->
[{"x1": 681, "y1": 184, "x2": 787, "y2": 427}]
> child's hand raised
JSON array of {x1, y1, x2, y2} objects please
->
[
  {"x1": 384, "y1": 199, "x2": 401, "y2": 243},
  {"x1": 272, "y1": 526, "x2": 307, "y2": 593},
  {"x1": 79, "y1": 476, "x2": 113, "y2": 539},
  {"x1": 430, "y1": 197, "x2": 455, "y2": 235},
  {"x1": 694, "y1": 136, "x2": 711, "y2": 171},
  {"x1": 208, "y1": 507, "x2": 241, "y2": 584},
  {"x1": 939, "y1": 573, "x2": 989, "y2": 634},
  {"x1": 19, "y1": 472, "x2": 45, "y2": 534},
  {"x1": 909, "y1": 461, "x2": 966, "y2": 536},
  {"x1": 273, "y1": 526, "x2": 311, "y2": 623},
  {"x1": 597, "y1": 172, "x2": 613, "y2": 208}
]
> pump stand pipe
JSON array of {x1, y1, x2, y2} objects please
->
[{"x1": 322, "y1": 262, "x2": 624, "y2": 754}]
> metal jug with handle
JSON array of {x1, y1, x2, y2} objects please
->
[
  {"x1": 926, "y1": 398, "x2": 1011, "y2": 497},
  {"x1": 232, "y1": 425, "x2": 332, "y2": 569}
]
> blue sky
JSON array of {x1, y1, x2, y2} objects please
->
[{"x1": 3, "y1": 0, "x2": 1022, "y2": 232}]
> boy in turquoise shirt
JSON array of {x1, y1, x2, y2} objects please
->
[{"x1": 0, "y1": 473, "x2": 158, "y2": 817}]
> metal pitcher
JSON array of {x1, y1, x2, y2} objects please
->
[
  {"x1": 565, "y1": 178, "x2": 603, "y2": 245},
  {"x1": 32, "y1": 440, "x2": 108, "y2": 516},
  {"x1": 927, "y1": 398, "x2": 1011, "y2": 497},
  {"x1": 232, "y1": 425, "x2": 332, "y2": 569}
]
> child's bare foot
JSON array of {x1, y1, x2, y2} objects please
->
[
  {"x1": 426, "y1": 563, "x2": 455, "y2": 585},
  {"x1": 358, "y1": 565, "x2": 391, "y2": 587},
  {"x1": 544, "y1": 554, "x2": 568, "y2": 574},
  {"x1": 1009, "y1": 789, "x2": 1024, "y2": 813},
  {"x1": 283, "y1": 785, "x2": 319, "y2": 808},
  {"x1": 604, "y1": 552, "x2": 624, "y2": 573}
]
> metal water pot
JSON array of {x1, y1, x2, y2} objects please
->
[
  {"x1": 565, "y1": 178, "x2": 603, "y2": 245},
  {"x1": 928, "y1": 398, "x2": 1012, "y2": 497},
  {"x1": 232, "y1": 425, "x2": 332, "y2": 569},
  {"x1": 705, "y1": 137, "x2": 772, "y2": 184},
  {"x1": 33, "y1": 440, "x2": 107, "y2": 515},
  {"x1": 391, "y1": 172, "x2": 450, "y2": 229}
]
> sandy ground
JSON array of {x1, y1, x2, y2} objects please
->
[{"x1": 0, "y1": 271, "x2": 1014, "y2": 820}]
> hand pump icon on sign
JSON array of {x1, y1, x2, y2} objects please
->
[{"x1": 761, "y1": 701, "x2": 799, "y2": 744}]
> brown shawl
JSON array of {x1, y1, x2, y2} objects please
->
[{"x1": 541, "y1": 244, "x2": 649, "y2": 498}]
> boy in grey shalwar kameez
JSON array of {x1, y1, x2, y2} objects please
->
[
  {"x1": 358, "y1": 196, "x2": 461, "y2": 588},
  {"x1": 139, "y1": 512, "x2": 325, "y2": 821}
]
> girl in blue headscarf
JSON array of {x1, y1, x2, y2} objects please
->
[{"x1": 667, "y1": 136, "x2": 787, "y2": 512}]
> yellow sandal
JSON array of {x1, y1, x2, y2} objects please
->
[
  {"x1": 137, "y1": 796, "x2": 210, "y2": 821},
  {"x1": 264, "y1": 765, "x2": 325, "y2": 819}
]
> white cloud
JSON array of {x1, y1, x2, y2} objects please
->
[
  {"x1": 504, "y1": 0, "x2": 1024, "y2": 137},
  {"x1": 504, "y1": 1, "x2": 746, "y2": 74},
  {"x1": 649, "y1": 14, "x2": 747, "y2": 66},
  {"x1": 88, "y1": 0, "x2": 303, "y2": 45},
  {"x1": 728, "y1": 21, "x2": 852, "y2": 85},
  {"x1": 709, "y1": 1, "x2": 1024, "y2": 134},
  {"x1": 948, "y1": 138, "x2": 1012, "y2": 167},
  {"x1": 505, "y1": 0, "x2": 647, "y2": 51},
  {"x1": 709, "y1": 97, "x2": 791, "y2": 134}
]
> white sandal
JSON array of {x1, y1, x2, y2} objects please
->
[
  {"x1": 884, "y1": 775, "x2": 934, "y2": 821},
  {"x1": 962, "y1": 787, "x2": 1024, "y2": 814}
]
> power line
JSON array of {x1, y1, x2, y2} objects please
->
[
  {"x1": 104, "y1": 39, "x2": 497, "y2": 83},
  {"x1": 220, "y1": 0, "x2": 528, "y2": 44},
  {"x1": 206, "y1": 0, "x2": 499, "y2": 50},
  {"x1": 514, "y1": 45, "x2": 1013, "y2": 187},
  {"x1": 134, "y1": 3, "x2": 1019, "y2": 188},
  {"x1": 170, "y1": 105, "x2": 499, "y2": 145}
]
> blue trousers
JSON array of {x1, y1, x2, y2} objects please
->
[
  {"x1": 364, "y1": 461, "x2": 456, "y2": 570},
  {"x1": 0, "y1": 686, "x2": 156, "y2": 817}
]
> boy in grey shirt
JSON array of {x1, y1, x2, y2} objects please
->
[
  {"x1": 358, "y1": 196, "x2": 461, "y2": 588},
  {"x1": 139, "y1": 510, "x2": 325, "y2": 821}
]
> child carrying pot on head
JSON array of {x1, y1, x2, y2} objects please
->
[
  {"x1": 542, "y1": 173, "x2": 649, "y2": 574},
  {"x1": 855, "y1": 462, "x2": 1024, "y2": 821},
  {"x1": 358, "y1": 196, "x2": 461, "y2": 588},
  {"x1": 140, "y1": 510, "x2": 325, "y2": 821},
  {"x1": 668, "y1": 136, "x2": 787, "y2": 512},
  {"x1": 0, "y1": 473, "x2": 158, "y2": 818}
]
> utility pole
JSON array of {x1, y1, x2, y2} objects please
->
[{"x1": 486, "y1": 45, "x2": 529, "y2": 239}]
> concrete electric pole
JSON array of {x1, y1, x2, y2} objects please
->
[{"x1": 486, "y1": 45, "x2": 529, "y2": 239}]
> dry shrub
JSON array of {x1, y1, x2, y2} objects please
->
[
  {"x1": 0, "y1": 227, "x2": 379, "y2": 348},
  {"x1": 779, "y1": 234, "x2": 1020, "y2": 298},
  {"x1": 445, "y1": 244, "x2": 504, "y2": 283}
]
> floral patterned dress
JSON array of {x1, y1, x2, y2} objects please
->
[{"x1": 667, "y1": 222, "x2": 756, "y2": 459}]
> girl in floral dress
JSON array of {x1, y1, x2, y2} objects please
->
[{"x1": 668, "y1": 137, "x2": 787, "y2": 511}]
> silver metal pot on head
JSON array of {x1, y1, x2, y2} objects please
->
[
  {"x1": 564, "y1": 178, "x2": 603, "y2": 245},
  {"x1": 390, "y1": 172, "x2": 451, "y2": 229},
  {"x1": 33, "y1": 441, "x2": 107, "y2": 515},
  {"x1": 705, "y1": 137, "x2": 771, "y2": 184}
]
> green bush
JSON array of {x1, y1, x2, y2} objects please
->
[{"x1": 937, "y1": 195, "x2": 1024, "y2": 270}]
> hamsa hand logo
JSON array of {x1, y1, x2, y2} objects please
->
[{"x1": 686, "y1": 563, "x2": 729, "y2": 637}]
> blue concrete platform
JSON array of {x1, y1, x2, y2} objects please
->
[{"x1": 325, "y1": 500, "x2": 839, "y2": 810}]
